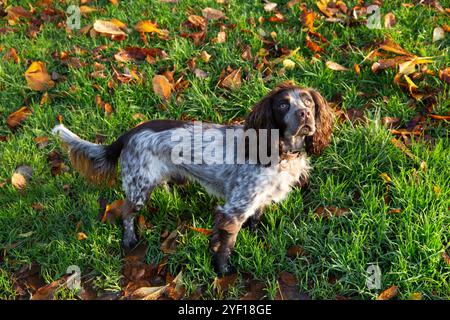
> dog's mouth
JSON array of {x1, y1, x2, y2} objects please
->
[{"x1": 297, "y1": 125, "x2": 315, "y2": 136}]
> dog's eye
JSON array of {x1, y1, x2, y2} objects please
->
[
  {"x1": 303, "y1": 99, "x2": 312, "y2": 106},
  {"x1": 279, "y1": 103, "x2": 290, "y2": 110}
]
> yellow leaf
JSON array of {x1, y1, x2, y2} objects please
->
[
  {"x1": 24, "y1": 62, "x2": 55, "y2": 91},
  {"x1": 77, "y1": 232, "x2": 88, "y2": 241},
  {"x1": 380, "y1": 173, "x2": 392, "y2": 183},
  {"x1": 93, "y1": 19, "x2": 126, "y2": 36}
]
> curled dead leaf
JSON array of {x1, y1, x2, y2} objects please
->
[
  {"x1": 7, "y1": 106, "x2": 32, "y2": 130},
  {"x1": 202, "y1": 7, "x2": 225, "y2": 20},
  {"x1": 384, "y1": 12, "x2": 396, "y2": 29},
  {"x1": 218, "y1": 66, "x2": 242, "y2": 90},
  {"x1": 438, "y1": 67, "x2": 450, "y2": 84}
]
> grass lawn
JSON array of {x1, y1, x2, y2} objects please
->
[{"x1": 0, "y1": 0, "x2": 449, "y2": 300}]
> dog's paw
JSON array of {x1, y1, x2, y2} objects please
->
[{"x1": 212, "y1": 253, "x2": 236, "y2": 276}]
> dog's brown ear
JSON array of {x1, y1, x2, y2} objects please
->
[
  {"x1": 305, "y1": 89, "x2": 334, "y2": 155},
  {"x1": 244, "y1": 95, "x2": 275, "y2": 130}
]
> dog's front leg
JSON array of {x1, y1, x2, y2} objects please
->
[
  {"x1": 121, "y1": 200, "x2": 138, "y2": 249},
  {"x1": 210, "y1": 207, "x2": 246, "y2": 275}
]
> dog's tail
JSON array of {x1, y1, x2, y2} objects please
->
[{"x1": 52, "y1": 124, "x2": 123, "y2": 185}]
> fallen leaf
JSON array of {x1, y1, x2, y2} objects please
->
[
  {"x1": 218, "y1": 66, "x2": 242, "y2": 90},
  {"x1": 213, "y1": 272, "x2": 237, "y2": 292},
  {"x1": 165, "y1": 271, "x2": 185, "y2": 300},
  {"x1": 300, "y1": 7, "x2": 315, "y2": 31},
  {"x1": 114, "y1": 47, "x2": 167, "y2": 63},
  {"x1": 268, "y1": 12, "x2": 285, "y2": 23},
  {"x1": 31, "y1": 277, "x2": 66, "y2": 300},
  {"x1": 193, "y1": 68, "x2": 209, "y2": 79},
  {"x1": 409, "y1": 292, "x2": 423, "y2": 300},
  {"x1": 384, "y1": 12, "x2": 396, "y2": 28},
  {"x1": 275, "y1": 271, "x2": 309, "y2": 300},
  {"x1": 428, "y1": 114, "x2": 450, "y2": 120},
  {"x1": 377, "y1": 285, "x2": 398, "y2": 300},
  {"x1": 152, "y1": 75, "x2": 173, "y2": 100},
  {"x1": 326, "y1": 61, "x2": 349, "y2": 71},
  {"x1": 186, "y1": 15, "x2": 207, "y2": 29},
  {"x1": 12, "y1": 165, "x2": 33, "y2": 191},
  {"x1": 24, "y1": 61, "x2": 55, "y2": 91},
  {"x1": 379, "y1": 39, "x2": 413, "y2": 56},
  {"x1": 202, "y1": 7, "x2": 225, "y2": 20},
  {"x1": 354, "y1": 63, "x2": 361, "y2": 75},
  {"x1": 161, "y1": 223, "x2": 186, "y2": 254},
  {"x1": 442, "y1": 252, "x2": 450, "y2": 265},
  {"x1": 135, "y1": 20, "x2": 168, "y2": 38},
  {"x1": 101, "y1": 199, "x2": 124, "y2": 224},
  {"x1": 7, "y1": 106, "x2": 32, "y2": 130},
  {"x1": 200, "y1": 51, "x2": 211, "y2": 62},
  {"x1": 47, "y1": 150, "x2": 68, "y2": 176},
  {"x1": 189, "y1": 227, "x2": 212, "y2": 236},
  {"x1": 93, "y1": 19, "x2": 126, "y2": 36},
  {"x1": 432, "y1": 27, "x2": 445, "y2": 42},
  {"x1": 286, "y1": 245, "x2": 306, "y2": 258},
  {"x1": 306, "y1": 35, "x2": 323, "y2": 53},
  {"x1": 3, "y1": 47, "x2": 20, "y2": 63},
  {"x1": 438, "y1": 67, "x2": 450, "y2": 84},
  {"x1": 283, "y1": 59, "x2": 295, "y2": 70},
  {"x1": 77, "y1": 232, "x2": 88, "y2": 241},
  {"x1": 264, "y1": 2, "x2": 278, "y2": 12},
  {"x1": 314, "y1": 206, "x2": 349, "y2": 218},
  {"x1": 380, "y1": 173, "x2": 392, "y2": 183}
]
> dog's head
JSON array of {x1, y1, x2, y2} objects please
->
[{"x1": 245, "y1": 81, "x2": 334, "y2": 155}]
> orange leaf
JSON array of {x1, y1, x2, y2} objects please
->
[
  {"x1": 428, "y1": 114, "x2": 450, "y2": 121},
  {"x1": 438, "y1": 67, "x2": 450, "y2": 84},
  {"x1": 77, "y1": 232, "x2": 88, "y2": 241},
  {"x1": 300, "y1": 7, "x2": 315, "y2": 31},
  {"x1": 190, "y1": 227, "x2": 213, "y2": 236},
  {"x1": 24, "y1": 62, "x2": 55, "y2": 91},
  {"x1": 377, "y1": 285, "x2": 398, "y2": 300},
  {"x1": 306, "y1": 35, "x2": 323, "y2": 53},
  {"x1": 379, "y1": 39, "x2": 413, "y2": 56},
  {"x1": 218, "y1": 67, "x2": 242, "y2": 90},
  {"x1": 152, "y1": 75, "x2": 173, "y2": 100},
  {"x1": 7, "y1": 106, "x2": 32, "y2": 130}
]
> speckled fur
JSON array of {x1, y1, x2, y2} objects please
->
[{"x1": 52, "y1": 82, "x2": 333, "y2": 274}]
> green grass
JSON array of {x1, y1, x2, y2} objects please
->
[{"x1": 0, "y1": 0, "x2": 449, "y2": 299}]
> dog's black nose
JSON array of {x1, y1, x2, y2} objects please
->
[{"x1": 297, "y1": 109, "x2": 312, "y2": 120}]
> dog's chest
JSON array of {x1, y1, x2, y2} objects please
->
[{"x1": 263, "y1": 154, "x2": 310, "y2": 203}]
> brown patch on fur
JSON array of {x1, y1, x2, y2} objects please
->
[
  {"x1": 68, "y1": 147, "x2": 117, "y2": 186},
  {"x1": 304, "y1": 89, "x2": 334, "y2": 155}
]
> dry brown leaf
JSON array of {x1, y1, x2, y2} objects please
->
[
  {"x1": 384, "y1": 12, "x2": 396, "y2": 29},
  {"x1": 31, "y1": 277, "x2": 66, "y2": 300},
  {"x1": 79, "y1": 6, "x2": 97, "y2": 14},
  {"x1": 200, "y1": 51, "x2": 211, "y2": 62},
  {"x1": 286, "y1": 245, "x2": 306, "y2": 258},
  {"x1": 114, "y1": 47, "x2": 167, "y2": 64},
  {"x1": 326, "y1": 61, "x2": 349, "y2": 71},
  {"x1": 377, "y1": 285, "x2": 398, "y2": 300},
  {"x1": 24, "y1": 62, "x2": 55, "y2": 91},
  {"x1": 218, "y1": 67, "x2": 242, "y2": 90},
  {"x1": 442, "y1": 252, "x2": 450, "y2": 265},
  {"x1": 379, "y1": 39, "x2": 413, "y2": 56},
  {"x1": 152, "y1": 75, "x2": 173, "y2": 100},
  {"x1": 3, "y1": 47, "x2": 20, "y2": 63},
  {"x1": 202, "y1": 7, "x2": 225, "y2": 20},
  {"x1": 47, "y1": 150, "x2": 68, "y2": 176},
  {"x1": 161, "y1": 223, "x2": 186, "y2": 254},
  {"x1": 11, "y1": 165, "x2": 33, "y2": 191},
  {"x1": 268, "y1": 12, "x2": 285, "y2": 23},
  {"x1": 216, "y1": 30, "x2": 226, "y2": 43},
  {"x1": 213, "y1": 272, "x2": 238, "y2": 292},
  {"x1": 7, "y1": 106, "x2": 32, "y2": 130},
  {"x1": 275, "y1": 271, "x2": 309, "y2": 300},
  {"x1": 187, "y1": 15, "x2": 207, "y2": 29},
  {"x1": 438, "y1": 67, "x2": 450, "y2": 84}
]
